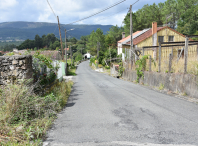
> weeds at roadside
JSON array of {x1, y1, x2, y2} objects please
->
[
  {"x1": 158, "y1": 83, "x2": 165, "y2": 90},
  {"x1": 0, "y1": 80, "x2": 73, "y2": 145}
]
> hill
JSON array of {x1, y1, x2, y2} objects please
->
[{"x1": 0, "y1": 21, "x2": 113, "y2": 41}]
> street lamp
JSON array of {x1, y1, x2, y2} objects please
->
[{"x1": 65, "y1": 28, "x2": 74, "y2": 76}]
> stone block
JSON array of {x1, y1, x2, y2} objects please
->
[
  {"x1": 12, "y1": 60, "x2": 18, "y2": 65},
  {"x1": 13, "y1": 70, "x2": 19, "y2": 76},
  {"x1": 2, "y1": 60, "x2": 7, "y2": 63},
  {"x1": 3, "y1": 63, "x2": 9, "y2": 66},
  {"x1": 10, "y1": 65, "x2": 15, "y2": 70},
  {"x1": 19, "y1": 60, "x2": 23, "y2": 66}
]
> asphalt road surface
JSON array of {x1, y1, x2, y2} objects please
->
[{"x1": 44, "y1": 61, "x2": 198, "y2": 146}]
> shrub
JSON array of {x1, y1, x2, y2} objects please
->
[{"x1": 105, "y1": 65, "x2": 110, "y2": 69}]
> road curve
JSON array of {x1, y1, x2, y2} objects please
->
[{"x1": 44, "y1": 61, "x2": 198, "y2": 146}]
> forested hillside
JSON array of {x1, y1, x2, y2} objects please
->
[{"x1": 0, "y1": 22, "x2": 112, "y2": 40}]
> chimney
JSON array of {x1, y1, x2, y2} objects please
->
[
  {"x1": 152, "y1": 22, "x2": 157, "y2": 35},
  {"x1": 122, "y1": 32, "x2": 125, "y2": 39}
]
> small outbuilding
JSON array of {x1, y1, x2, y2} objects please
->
[{"x1": 84, "y1": 53, "x2": 91, "y2": 59}]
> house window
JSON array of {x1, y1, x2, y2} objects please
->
[
  {"x1": 168, "y1": 36, "x2": 174, "y2": 42},
  {"x1": 158, "y1": 36, "x2": 164, "y2": 42}
]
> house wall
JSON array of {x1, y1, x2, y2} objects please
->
[{"x1": 137, "y1": 28, "x2": 197, "y2": 59}]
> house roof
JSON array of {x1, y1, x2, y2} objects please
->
[
  {"x1": 118, "y1": 31, "x2": 141, "y2": 43},
  {"x1": 125, "y1": 26, "x2": 194, "y2": 46},
  {"x1": 126, "y1": 27, "x2": 164, "y2": 45},
  {"x1": 64, "y1": 48, "x2": 69, "y2": 51}
]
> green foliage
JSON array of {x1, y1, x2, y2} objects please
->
[
  {"x1": 123, "y1": 0, "x2": 198, "y2": 36},
  {"x1": 33, "y1": 51, "x2": 53, "y2": 69},
  {"x1": 105, "y1": 65, "x2": 110, "y2": 69},
  {"x1": 90, "y1": 57, "x2": 97, "y2": 66},
  {"x1": 159, "y1": 83, "x2": 165, "y2": 90},
  {"x1": 135, "y1": 55, "x2": 155, "y2": 83},
  {"x1": 73, "y1": 51, "x2": 83, "y2": 62},
  {"x1": 5, "y1": 52, "x2": 14, "y2": 56},
  {"x1": 118, "y1": 61, "x2": 125, "y2": 76}
]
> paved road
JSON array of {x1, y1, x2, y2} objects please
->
[{"x1": 44, "y1": 61, "x2": 198, "y2": 146}]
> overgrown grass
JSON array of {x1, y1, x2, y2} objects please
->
[
  {"x1": 0, "y1": 80, "x2": 73, "y2": 145},
  {"x1": 67, "y1": 70, "x2": 77, "y2": 76}
]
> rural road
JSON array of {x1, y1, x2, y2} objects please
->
[{"x1": 44, "y1": 61, "x2": 198, "y2": 146}]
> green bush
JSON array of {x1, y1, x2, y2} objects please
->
[
  {"x1": 90, "y1": 57, "x2": 96, "y2": 65},
  {"x1": 105, "y1": 65, "x2": 110, "y2": 69}
]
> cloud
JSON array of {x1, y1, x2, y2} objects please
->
[
  {"x1": 0, "y1": 0, "x2": 18, "y2": 10},
  {"x1": 0, "y1": 0, "x2": 167, "y2": 25}
]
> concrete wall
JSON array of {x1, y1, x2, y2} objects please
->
[
  {"x1": 122, "y1": 70, "x2": 198, "y2": 98},
  {"x1": 0, "y1": 55, "x2": 33, "y2": 84}
]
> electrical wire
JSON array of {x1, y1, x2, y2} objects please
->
[
  {"x1": 93, "y1": 8, "x2": 129, "y2": 23},
  {"x1": 46, "y1": 0, "x2": 57, "y2": 19},
  {"x1": 65, "y1": 0, "x2": 127, "y2": 25}
]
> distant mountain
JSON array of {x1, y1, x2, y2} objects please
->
[{"x1": 0, "y1": 21, "x2": 113, "y2": 41}]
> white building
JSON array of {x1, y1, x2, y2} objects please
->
[{"x1": 84, "y1": 53, "x2": 91, "y2": 59}]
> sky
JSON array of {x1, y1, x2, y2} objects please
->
[{"x1": 0, "y1": 0, "x2": 167, "y2": 26}]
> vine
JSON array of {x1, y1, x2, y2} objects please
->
[
  {"x1": 135, "y1": 55, "x2": 155, "y2": 83},
  {"x1": 118, "y1": 61, "x2": 125, "y2": 76}
]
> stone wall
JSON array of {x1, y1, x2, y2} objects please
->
[
  {"x1": 122, "y1": 70, "x2": 198, "y2": 99},
  {"x1": 0, "y1": 55, "x2": 33, "y2": 84}
]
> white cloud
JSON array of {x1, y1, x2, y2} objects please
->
[
  {"x1": 0, "y1": 0, "x2": 18, "y2": 9},
  {"x1": 0, "y1": 0, "x2": 167, "y2": 25}
]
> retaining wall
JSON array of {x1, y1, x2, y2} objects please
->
[
  {"x1": 0, "y1": 55, "x2": 33, "y2": 84},
  {"x1": 122, "y1": 70, "x2": 198, "y2": 98}
]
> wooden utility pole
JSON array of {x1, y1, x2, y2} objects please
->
[
  {"x1": 70, "y1": 45, "x2": 73, "y2": 65},
  {"x1": 158, "y1": 42, "x2": 161, "y2": 73},
  {"x1": 65, "y1": 29, "x2": 67, "y2": 75},
  {"x1": 97, "y1": 42, "x2": 100, "y2": 60},
  {"x1": 57, "y1": 16, "x2": 64, "y2": 60},
  {"x1": 109, "y1": 46, "x2": 111, "y2": 66},
  {"x1": 130, "y1": 5, "x2": 133, "y2": 69},
  {"x1": 184, "y1": 37, "x2": 189, "y2": 74}
]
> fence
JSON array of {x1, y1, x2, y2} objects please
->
[{"x1": 123, "y1": 39, "x2": 198, "y2": 75}]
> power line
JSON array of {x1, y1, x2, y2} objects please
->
[
  {"x1": 66, "y1": 0, "x2": 127, "y2": 25},
  {"x1": 94, "y1": 8, "x2": 129, "y2": 23},
  {"x1": 46, "y1": 0, "x2": 57, "y2": 19}
]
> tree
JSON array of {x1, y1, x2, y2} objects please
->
[
  {"x1": 35, "y1": 35, "x2": 42, "y2": 49},
  {"x1": 106, "y1": 25, "x2": 124, "y2": 48}
]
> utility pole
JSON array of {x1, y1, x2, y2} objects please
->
[
  {"x1": 109, "y1": 46, "x2": 111, "y2": 66},
  {"x1": 57, "y1": 16, "x2": 64, "y2": 60},
  {"x1": 130, "y1": 5, "x2": 133, "y2": 69},
  {"x1": 97, "y1": 42, "x2": 100, "y2": 60},
  {"x1": 70, "y1": 45, "x2": 73, "y2": 65},
  {"x1": 65, "y1": 29, "x2": 67, "y2": 75}
]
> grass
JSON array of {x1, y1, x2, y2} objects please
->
[
  {"x1": 67, "y1": 68, "x2": 77, "y2": 76},
  {"x1": 0, "y1": 80, "x2": 73, "y2": 145}
]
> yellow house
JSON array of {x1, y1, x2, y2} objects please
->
[{"x1": 118, "y1": 22, "x2": 197, "y2": 60}]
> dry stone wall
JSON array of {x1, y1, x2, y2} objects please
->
[
  {"x1": 0, "y1": 55, "x2": 33, "y2": 84},
  {"x1": 122, "y1": 70, "x2": 198, "y2": 99}
]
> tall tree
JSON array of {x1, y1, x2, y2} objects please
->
[{"x1": 35, "y1": 35, "x2": 42, "y2": 49}]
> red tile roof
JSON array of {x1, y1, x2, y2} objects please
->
[
  {"x1": 118, "y1": 31, "x2": 141, "y2": 43},
  {"x1": 126, "y1": 27, "x2": 165, "y2": 45},
  {"x1": 64, "y1": 48, "x2": 69, "y2": 51},
  {"x1": 125, "y1": 26, "x2": 194, "y2": 45}
]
